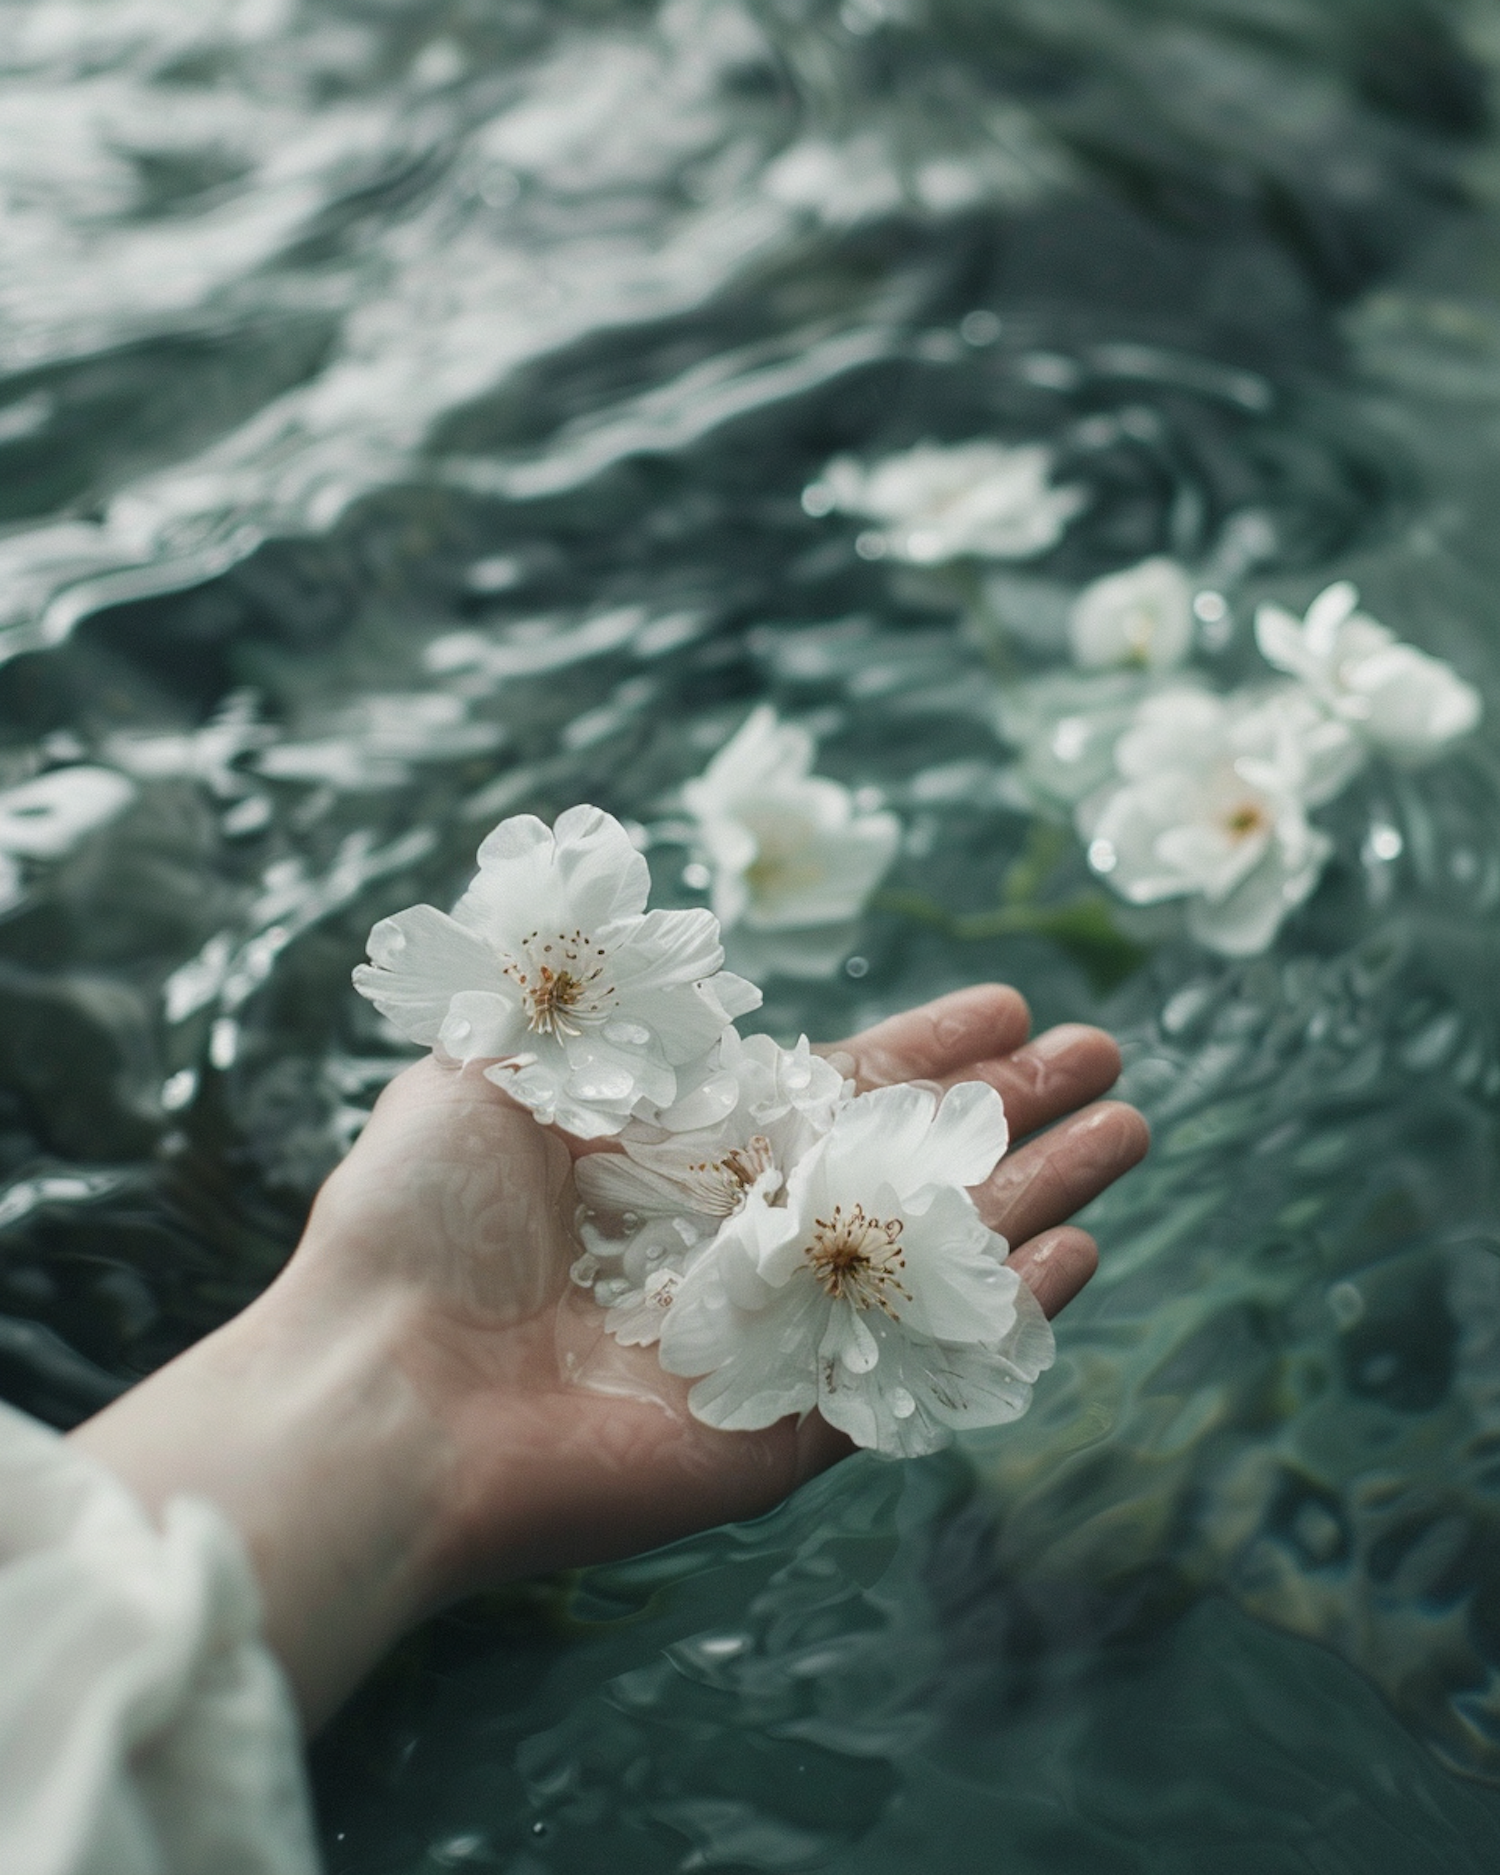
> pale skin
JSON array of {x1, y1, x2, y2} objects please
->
[{"x1": 71, "y1": 984, "x2": 1149, "y2": 1731}]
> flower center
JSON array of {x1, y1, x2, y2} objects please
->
[
  {"x1": 1125, "y1": 603, "x2": 1157, "y2": 663},
  {"x1": 805, "y1": 1202, "x2": 911, "y2": 1318},
  {"x1": 1222, "y1": 801, "x2": 1268, "y2": 841},
  {"x1": 505, "y1": 929, "x2": 613, "y2": 1037},
  {"x1": 687, "y1": 1133, "x2": 776, "y2": 1218},
  {"x1": 744, "y1": 819, "x2": 823, "y2": 901}
]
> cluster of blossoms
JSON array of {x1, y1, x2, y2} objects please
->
[
  {"x1": 354, "y1": 805, "x2": 1051, "y2": 1457},
  {"x1": 803, "y1": 437, "x2": 1483, "y2": 957},
  {"x1": 1003, "y1": 567, "x2": 1483, "y2": 955}
]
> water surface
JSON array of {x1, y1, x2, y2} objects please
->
[{"x1": 4, "y1": 2, "x2": 1500, "y2": 1868}]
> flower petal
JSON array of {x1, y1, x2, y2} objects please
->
[
  {"x1": 440, "y1": 987, "x2": 528, "y2": 1062},
  {"x1": 661, "y1": 1259, "x2": 825, "y2": 1429},
  {"x1": 897, "y1": 1189, "x2": 1022, "y2": 1343},
  {"x1": 460, "y1": 805, "x2": 650, "y2": 938},
  {"x1": 809, "y1": 1082, "x2": 941, "y2": 1202},
  {"x1": 918, "y1": 1080, "x2": 1009, "y2": 1190},
  {"x1": 352, "y1": 904, "x2": 509, "y2": 1046},
  {"x1": 608, "y1": 907, "x2": 725, "y2": 993}
]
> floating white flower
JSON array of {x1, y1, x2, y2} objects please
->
[
  {"x1": 1068, "y1": 556, "x2": 1195, "y2": 670},
  {"x1": 807, "y1": 440, "x2": 1088, "y2": 564},
  {"x1": 994, "y1": 668, "x2": 1164, "y2": 816},
  {"x1": 1078, "y1": 687, "x2": 1335, "y2": 956},
  {"x1": 1255, "y1": 581, "x2": 1482, "y2": 763},
  {"x1": 657, "y1": 1080, "x2": 1054, "y2": 1458},
  {"x1": 682, "y1": 706, "x2": 899, "y2": 977},
  {"x1": 0, "y1": 766, "x2": 136, "y2": 859},
  {"x1": 575, "y1": 1030, "x2": 849, "y2": 1344},
  {"x1": 353, "y1": 806, "x2": 760, "y2": 1138}
]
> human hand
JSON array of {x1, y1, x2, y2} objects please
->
[
  {"x1": 290, "y1": 983, "x2": 1147, "y2": 1596},
  {"x1": 74, "y1": 984, "x2": 1147, "y2": 1728}
]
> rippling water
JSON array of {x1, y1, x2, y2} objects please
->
[{"x1": 6, "y1": 0, "x2": 1500, "y2": 1867}]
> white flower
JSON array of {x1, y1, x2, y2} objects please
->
[
  {"x1": 657, "y1": 1081, "x2": 1055, "y2": 1458},
  {"x1": 1068, "y1": 557, "x2": 1195, "y2": 670},
  {"x1": 994, "y1": 668, "x2": 1163, "y2": 815},
  {"x1": 575, "y1": 1031, "x2": 848, "y2": 1344},
  {"x1": 682, "y1": 707, "x2": 899, "y2": 972},
  {"x1": 0, "y1": 766, "x2": 136, "y2": 860},
  {"x1": 1255, "y1": 581, "x2": 1482, "y2": 763},
  {"x1": 808, "y1": 440, "x2": 1088, "y2": 564},
  {"x1": 352, "y1": 806, "x2": 760, "y2": 1138},
  {"x1": 1078, "y1": 687, "x2": 1336, "y2": 956}
]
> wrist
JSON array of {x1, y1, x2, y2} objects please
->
[{"x1": 72, "y1": 1259, "x2": 460, "y2": 1728}]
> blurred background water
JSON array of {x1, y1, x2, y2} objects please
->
[{"x1": 5, "y1": 0, "x2": 1500, "y2": 1867}]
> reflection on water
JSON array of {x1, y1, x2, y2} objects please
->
[{"x1": 4, "y1": 0, "x2": 1500, "y2": 1866}]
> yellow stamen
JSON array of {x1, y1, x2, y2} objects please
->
[
  {"x1": 805, "y1": 1202, "x2": 911, "y2": 1319},
  {"x1": 505, "y1": 927, "x2": 612, "y2": 1037}
]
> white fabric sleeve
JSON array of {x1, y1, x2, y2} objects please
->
[{"x1": 0, "y1": 1400, "x2": 322, "y2": 1875}]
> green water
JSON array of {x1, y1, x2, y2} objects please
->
[{"x1": 4, "y1": 0, "x2": 1500, "y2": 1866}]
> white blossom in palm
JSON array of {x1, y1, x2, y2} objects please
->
[
  {"x1": 807, "y1": 440, "x2": 1088, "y2": 564},
  {"x1": 1078, "y1": 687, "x2": 1336, "y2": 956},
  {"x1": 657, "y1": 1080, "x2": 1054, "y2": 1458},
  {"x1": 1068, "y1": 556, "x2": 1195, "y2": 670},
  {"x1": 352, "y1": 806, "x2": 760, "y2": 1138},
  {"x1": 682, "y1": 706, "x2": 899, "y2": 973},
  {"x1": 575, "y1": 1031, "x2": 849, "y2": 1344},
  {"x1": 1255, "y1": 581, "x2": 1481, "y2": 763}
]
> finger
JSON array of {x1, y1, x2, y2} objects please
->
[
  {"x1": 1007, "y1": 1225, "x2": 1098, "y2": 1320},
  {"x1": 938, "y1": 1022, "x2": 1121, "y2": 1139},
  {"x1": 792, "y1": 1406, "x2": 856, "y2": 1484},
  {"x1": 976, "y1": 1099, "x2": 1149, "y2": 1245},
  {"x1": 834, "y1": 984, "x2": 1030, "y2": 1089}
]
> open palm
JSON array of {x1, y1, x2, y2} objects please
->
[{"x1": 286, "y1": 984, "x2": 1148, "y2": 1598}]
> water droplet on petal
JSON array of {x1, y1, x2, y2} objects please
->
[
  {"x1": 890, "y1": 1387, "x2": 917, "y2": 1419},
  {"x1": 571, "y1": 1065, "x2": 634, "y2": 1102},
  {"x1": 569, "y1": 1253, "x2": 599, "y2": 1287},
  {"x1": 1088, "y1": 838, "x2": 1118, "y2": 875},
  {"x1": 602, "y1": 1019, "x2": 651, "y2": 1047}
]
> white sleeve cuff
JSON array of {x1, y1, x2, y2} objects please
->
[{"x1": 0, "y1": 1401, "x2": 321, "y2": 1875}]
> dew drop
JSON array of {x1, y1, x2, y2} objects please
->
[
  {"x1": 1088, "y1": 838, "x2": 1118, "y2": 875},
  {"x1": 960, "y1": 309, "x2": 1001, "y2": 346},
  {"x1": 572, "y1": 1065, "x2": 634, "y2": 1101},
  {"x1": 1327, "y1": 1280, "x2": 1364, "y2": 1329},
  {"x1": 890, "y1": 1387, "x2": 917, "y2": 1419},
  {"x1": 603, "y1": 1019, "x2": 651, "y2": 1047}
]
